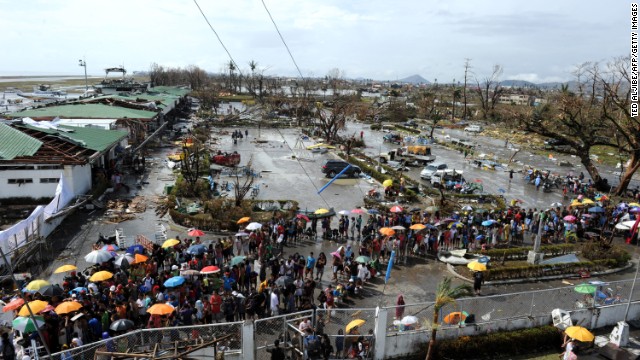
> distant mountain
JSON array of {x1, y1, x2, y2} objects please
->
[
  {"x1": 397, "y1": 75, "x2": 430, "y2": 84},
  {"x1": 499, "y1": 80, "x2": 537, "y2": 88}
]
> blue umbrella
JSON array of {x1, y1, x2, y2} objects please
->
[
  {"x1": 69, "y1": 287, "x2": 88, "y2": 294},
  {"x1": 367, "y1": 209, "x2": 379, "y2": 214},
  {"x1": 478, "y1": 256, "x2": 490, "y2": 264},
  {"x1": 481, "y1": 220, "x2": 496, "y2": 226},
  {"x1": 595, "y1": 290, "x2": 607, "y2": 299},
  {"x1": 588, "y1": 206, "x2": 605, "y2": 213},
  {"x1": 475, "y1": 235, "x2": 485, "y2": 240},
  {"x1": 164, "y1": 276, "x2": 186, "y2": 288},
  {"x1": 425, "y1": 224, "x2": 437, "y2": 230},
  {"x1": 187, "y1": 244, "x2": 207, "y2": 255},
  {"x1": 127, "y1": 245, "x2": 145, "y2": 254}
]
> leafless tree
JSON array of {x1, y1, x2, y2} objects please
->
[
  {"x1": 233, "y1": 158, "x2": 255, "y2": 207},
  {"x1": 475, "y1": 64, "x2": 504, "y2": 119},
  {"x1": 315, "y1": 96, "x2": 356, "y2": 142},
  {"x1": 179, "y1": 139, "x2": 206, "y2": 196}
]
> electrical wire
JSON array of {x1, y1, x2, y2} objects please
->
[
  {"x1": 261, "y1": 0, "x2": 305, "y2": 79},
  {"x1": 192, "y1": 0, "x2": 244, "y2": 77}
]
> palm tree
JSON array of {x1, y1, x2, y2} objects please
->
[
  {"x1": 425, "y1": 277, "x2": 472, "y2": 360},
  {"x1": 452, "y1": 89, "x2": 462, "y2": 121},
  {"x1": 228, "y1": 60, "x2": 236, "y2": 92}
]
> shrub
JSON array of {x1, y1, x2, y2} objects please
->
[
  {"x1": 433, "y1": 325, "x2": 562, "y2": 359},
  {"x1": 370, "y1": 124, "x2": 382, "y2": 131},
  {"x1": 581, "y1": 242, "x2": 631, "y2": 267},
  {"x1": 394, "y1": 124, "x2": 421, "y2": 134}
]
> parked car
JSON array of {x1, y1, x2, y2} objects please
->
[
  {"x1": 403, "y1": 120, "x2": 418, "y2": 128},
  {"x1": 420, "y1": 162, "x2": 448, "y2": 180},
  {"x1": 544, "y1": 138, "x2": 572, "y2": 151},
  {"x1": 383, "y1": 133, "x2": 403, "y2": 144},
  {"x1": 321, "y1": 159, "x2": 362, "y2": 178},
  {"x1": 464, "y1": 125, "x2": 483, "y2": 133}
]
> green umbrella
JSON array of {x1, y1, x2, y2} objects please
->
[
  {"x1": 230, "y1": 256, "x2": 247, "y2": 266},
  {"x1": 355, "y1": 256, "x2": 371, "y2": 263},
  {"x1": 13, "y1": 316, "x2": 45, "y2": 333},
  {"x1": 475, "y1": 208, "x2": 488, "y2": 214},
  {"x1": 574, "y1": 283, "x2": 596, "y2": 294}
]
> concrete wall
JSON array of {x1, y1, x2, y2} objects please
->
[{"x1": 0, "y1": 164, "x2": 91, "y2": 199}]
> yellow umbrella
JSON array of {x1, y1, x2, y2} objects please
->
[
  {"x1": 379, "y1": 227, "x2": 395, "y2": 236},
  {"x1": 18, "y1": 300, "x2": 49, "y2": 317},
  {"x1": 25, "y1": 280, "x2": 50, "y2": 292},
  {"x1": 570, "y1": 200, "x2": 584, "y2": 207},
  {"x1": 409, "y1": 224, "x2": 426, "y2": 230},
  {"x1": 314, "y1": 208, "x2": 330, "y2": 215},
  {"x1": 467, "y1": 261, "x2": 487, "y2": 272},
  {"x1": 162, "y1": 239, "x2": 181, "y2": 248},
  {"x1": 147, "y1": 303, "x2": 175, "y2": 315},
  {"x1": 54, "y1": 265, "x2": 77, "y2": 274},
  {"x1": 55, "y1": 301, "x2": 83, "y2": 315},
  {"x1": 581, "y1": 198, "x2": 595, "y2": 205},
  {"x1": 306, "y1": 143, "x2": 335, "y2": 150},
  {"x1": 89, "y1": 271, "x2": 114, "y2": 282},
  {"x1": 237, "y1": 217, "x2": 251, "y2": 224},
  {"x1": 346, "y1": 319, "x2": 366, "y2": 333},
  {"x1": 565, "y1": 325, "x2": 594, "y2": 342},
  {"x1": 629, "y1": 202, "x2": 640, "y2": 207},
  {"x1": 133, "y1": 254, "x2": 149, "y2": 264},
  {"x1": 382, "y1": 179, "x2": 393, "y2": 187}
]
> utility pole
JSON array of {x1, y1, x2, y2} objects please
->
[{"x1": 78, "y1": 58, "x2": 88, "y2": 92}]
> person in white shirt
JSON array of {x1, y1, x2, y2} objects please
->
[{"x1": 270, "y1": 289, "x2": 280, "y2": 316}]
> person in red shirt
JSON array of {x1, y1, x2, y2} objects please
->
[{"x1": 209, "y1": 292, "x2": 223, "y2": 323}]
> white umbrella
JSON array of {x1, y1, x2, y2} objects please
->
[
  {"x1": 615, "y1": 220, "x2": 638, "y2": 230},
  {"x1": 245, "y1": 222, "x2": 262, "y2": 231},
  {"x1": 114, "y1": 253, "x2": 134, "y2": 268},
  {"x1": 550, "y1": 202, "x2": 563, "y2": 208},
  {"x1": 235, "y1": 232, "x2": 250, "y2": 237},
  {"x1": 338, "y1": 210, "x2": 350, "y2": 215},
  {"x1": 84, "y1": 250, "x2": 114, "y2": 264},
  {"x1": 400, "y1": 315, "x2": 419, "y2": 325},
  {"x1": 391, "y1": 225, "x2": 406, "y2": 230},
  {"x1": 461, "y1": 205, "x2": 473, "y2": 211}
]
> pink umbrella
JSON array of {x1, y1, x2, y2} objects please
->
[
  {"x1": 629, "y1": 207, "x2": 640, "y2": 213},
  {"x1": 390, "y1": 206, "x2": 404, "y2": 213},
  {"x1": 351, "y1": 209, "x2": 366, "y2": 214},
  {"x1": 563, "y1": 215, "x2": 577, "y2": 222},
  {"x1": 296, "y1": 214, "x2": 310, "y2": 221},
  {"x1": 330, "y1": 251, "x2": 341, "y2": 259}
]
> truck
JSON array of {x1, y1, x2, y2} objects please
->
[{"x1": 404, "y1": 145, "x2": 436, "y2": 165}]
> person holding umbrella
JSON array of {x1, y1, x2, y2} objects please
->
[{"x1": 473, "y1": 270, "x2": 484, "y2": 296}]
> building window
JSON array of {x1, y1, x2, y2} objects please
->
[
  {"x1": 38, "y1": 165, "x2": 63, "y2": 170},
  {"x1": 7, "y1": 178, "x2": 33, "y2": 185},
  {"x1": 40, "y1": 178, "x2": 60, "y2": 183}
]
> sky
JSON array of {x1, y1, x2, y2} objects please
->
[{"x1": 0, "y1": 0, "x2": 632, "y2": 83}]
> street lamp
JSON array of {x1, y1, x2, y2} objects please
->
[{"x1": 78, "y1": 58, "x2": 88, "y2": 92}]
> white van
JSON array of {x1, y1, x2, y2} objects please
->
[
  {"x1": 420, "y1": 162, "x2": 448, "y2": 180},
  {"x1": 464, "y1": 125, "x2": 483, "y2": 133}
]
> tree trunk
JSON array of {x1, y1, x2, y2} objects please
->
[
  {"x1": 614, "y1": 151, "x2": 640, "y2": 195},
  {"x1": 425, "y1": 311, "x2": 439, "y2": 360},
  {"x1": 578, "y1": 152, "x2": 607, "y2": 191}
]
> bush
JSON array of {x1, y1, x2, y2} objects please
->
[
  {"x1": 581, "y1": 242, "x2": 631, "y2": 267},
  {"x1": 394, "y1": 125, "x2": 421, "y2": 134},
  {"x1": 485, "y1": 260, "x2": 612, "y2": 281},
  {"x1": 370, "y1": 124, "x2": 382, "y2": 131},
  {"x1": 476, "y1": 244, "x2": 575, "y2": 261},
  {"x1": 433, "y1": 326, "x2": 562, "y2": 359}
]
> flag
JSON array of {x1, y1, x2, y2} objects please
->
[
  {"x1": 385, "y1": 251, "x2": 396, "y2": 284},
  {"x1": 627, "y1": 217, "x2": 640, "y2": 244}
]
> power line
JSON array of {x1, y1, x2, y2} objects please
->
[
  {"x1": 192, "y1": 0, "x2": 243, "y2": 77},
  {"x1": 261, "y1": 0, "x2": 305, "y2": 79}
]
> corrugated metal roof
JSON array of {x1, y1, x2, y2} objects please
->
[
  {"x1": 7, "y1": 103, "x2": 157, "y2": 119},
  {"x1": 22, "y1": 124, "x2": 128, "y2": 152},
  {"x1": 148, "y1": 86, "x2": 191, "y2": 97},
  {"x1": 0, "y1": 123, "x2": 42, "y2": 160}
]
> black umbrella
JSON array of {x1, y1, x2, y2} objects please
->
[
  {"x1": 275, "y1": 276, "x2": 293, "y2": 287},
  {"x1": 110, "y1": 318, "x2": 135, "y2": 332},
  {"x1": 37, "y1": 285, "x2": 64, "y2": 297}
]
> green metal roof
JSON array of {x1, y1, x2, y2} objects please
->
[
  {"x1": 148, "y1": 86, "x2": 191, "y2": 97},
  {"x1": 7, "y1": 103, "x2": 157, "y2": 120},
  {"x1": 0, "y1": 123, "x2": 43, "y2": 160},
  {"x1": 22, "y1": 124, "x2": 128, "y2": 152}
]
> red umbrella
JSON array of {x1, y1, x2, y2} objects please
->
[
  {"x1": 474, "y1": 178, "x2": 483, "y2": 183},
  {"x1": 3, "y1": 298, "x2": 24, "y2": 312},
  {"x1": 187, "y1": 229, "x2": 205, "y2": 237},
  {"x1": 296, "y1": 214, "x2": 310, "y2": 221},
  {"x1": 564, "y1": 215, "x2": 577, "y2": 222},
  {"x1": 200, "y1": 266, "x2": 221, "y2": 275},
  {"x1": 390, "y1": 206, "x2": 403, "y2": 213}
]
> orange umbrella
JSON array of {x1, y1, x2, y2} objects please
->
[
  {"x1": 409, "y1": 224, "x2": 426, "y2": 230},
  {"x1": 3, "y1": 298, "x2": 24, "y2": 312},
  {"x1": 443, "y1": 311, "x2": 468, "y2": 324},
  {"x1": 133, "y1": 254, "x2": 149, "y2": 264},
  {"x1": 55, "y1": 301, "x2": 83, "y2": 315},
  {"x1": 147, "y1": 303, "x2": 175, "y2": 315},
  {"x1": 237, "y1": 217, "x2": 251, "y2": 224},
  {"x1": 18, "y1": 300, "x2": 49, "y2": 317},
  {"x1": 379, "y1": 227, "x2": 395, "y2": 236}
]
